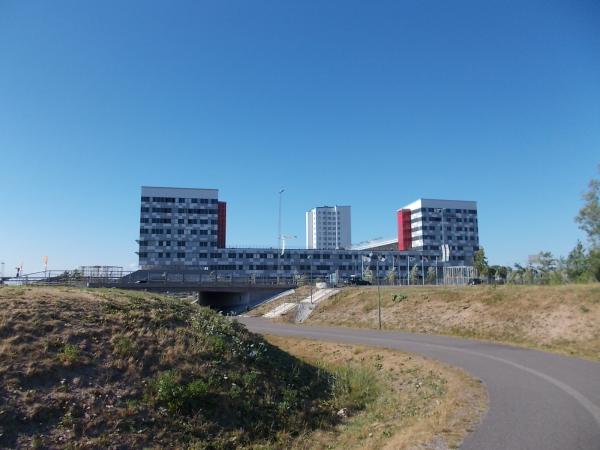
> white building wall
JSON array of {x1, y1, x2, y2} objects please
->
[{"x1": 305, "y1": 205, "x2": 351, "y2": 250}]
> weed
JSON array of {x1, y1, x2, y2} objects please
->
[
  {"x1": 392, "y1": 294, "x2": 408, "y2": 303},
  {"x1": 59, "y1": 343, "x2": 80, "y2": 365},
  {"x1": 31, "y1": 436, "x2": 43, "y2": 449},
  {"x1": 114, "y1": 336, "x2": 136, "y2": 356},
  {"x1": 328, "y1": 364, "x2": 380, "y2": 411}
]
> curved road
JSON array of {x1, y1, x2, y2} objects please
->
[{"x1": 239, "y1": 318, "x2": 600, "y2": 450}]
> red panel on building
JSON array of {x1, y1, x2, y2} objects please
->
[
  {"x1": 217, "y1": 201, "x2": 227, "y2": 248},
  {"x1": 397, "y1": 209, "x2": 412, "y2": 251}
]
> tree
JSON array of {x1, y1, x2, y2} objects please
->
[
  {"x1": 536, "y1": 251, "x2": 556, "y2": 272},
  {"x1": 473, "y1": 248, "x2": 489, "y2": 277},
  {"x1": 410, "y1": 265, "x2": 419, "y2": 284},
  {"x1": 576, "y1": 166, "x2": 600, "y2": 247},
  {"x1": 575, "y1": 164, "x2": 600, "y2": 247},
  {"x1": 512, "y1": 263, "x2": 525, "y2": 284},
  {"x1": 588, "y1": 248, "x2": 600, "y2": 281},
  {"x1": 426, "y1": 266, "x2": 436, "y2": 284},
  {"x1": 497, "y1": 266, "x2": 508, "y2": 281},
  {"x1": 565, "y1": 241, "x2": 588, "y2": 281},
  {"x1": 386, "y1": 269, "x2": 397, "y2": 285}
]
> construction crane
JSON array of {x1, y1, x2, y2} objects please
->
[{"x1": 280, "y1": 235, "x2": 297, "y2": 255}]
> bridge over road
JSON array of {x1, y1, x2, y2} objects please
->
[{"x1": 2, "y1": 269, "x2": 297, "y2": 311}]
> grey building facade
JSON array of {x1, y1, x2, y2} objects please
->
[
  {"x1": 137, "y1": 187, "x2": 479, "y2": 283},
  {"x1": 137, "y1": 186, "x2": 226, "y2": 268}
]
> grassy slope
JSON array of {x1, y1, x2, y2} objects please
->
[
  {"x1": 267, "y1": 336, "x2": 486, "y2": 450},
  {"x1": 0, "y1": 286, "x2": 487, "y2": 450},
  {"x1": 306, "y1": 284, "x2": 600, "y2": 360},
  {"x1": 0, "y1": 287, "x2": 372, "y2": 449}
]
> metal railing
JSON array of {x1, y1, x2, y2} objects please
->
[{"x1": 1, "y1": 269, "x2": 299, "y2": 288}]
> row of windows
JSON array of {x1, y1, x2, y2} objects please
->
[
  {"x1": 417, "y1": 244, "x2": 470, "y2": 251},
  {"x1": 413, "y1": 216, "x2": 477, "y2": 224},
  {"x1": 140, "y1": 228, "x2": 217, "y2": 236},
  {"x1": 140, "y1": 207, "x2": 218, "y2": 214},
  {"x1": 414, "y1": 235, "x2": 477, "y2": 242},
  {"x1": 413, "y1": 207, "x2": 477, "y2": 214},
  {"x1": 139, "y1": 218, "x2": 172, "y2": 224},
  {"x1": 138, "y1": 249, "x2": 453, "y2": 263},
  {"x1": 144, "y1": 218, "x2": 216, "y2": 225},
  {"x1": 413, "y1": 226, "x2": 477, "y2": 233},
  {"x1": 178, "y1": 208, "x2": 216, "y2": 214},
  {"x1": 141, "y1": 196, "x2": 218, "y2": 204},
  {"x1": 137, "y1": 257, "x2": 358, "y2": 272}
]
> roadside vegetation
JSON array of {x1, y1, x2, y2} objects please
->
[
  {"x1": 0, "y1": 286, "x2": 392, "y2": 449},
  {"x1": 472, "y1": 166, "x2": 600, "y2": 285},
  {"x1": 266, "y1": 336, "x2": 486, "y2": 449},
  {"x1": 307, "y1": 284, "x2": 600, "y2": 360},
  {"x1": 0, "y1": 286, "x2": 486, "y2": 449}
]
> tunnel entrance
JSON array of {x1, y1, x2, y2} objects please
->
[{"x1": 197, "y1": 288, "x2": 287, "y2": 314}]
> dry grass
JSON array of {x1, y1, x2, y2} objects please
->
[
  {"x1": 306, "y1": 284, "x2": 600, "y2": 360},
  {"x1": 267, "y1": 336, "x2": 487, "y2": 450},
  {"x1": 1, "y1": 286, "x2": 386, "y2": 449}
]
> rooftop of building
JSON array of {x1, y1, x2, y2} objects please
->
[
  {"x1": 141, "y1": 186, "x2": 219, "y2": 197},
  {"x1": 399, "y1": 198, "x2": 477, "y2": 211}
]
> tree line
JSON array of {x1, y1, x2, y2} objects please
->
[{"x1": 474, "y1": 166, "x2": 600, "y2": 284}]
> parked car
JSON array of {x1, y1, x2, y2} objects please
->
[
  {"x1": 468, "y1": 278, "x2": 482, "y2": 286},
  {"x1": 347, "y1": 275, "x2": 371, "y2": 286}
]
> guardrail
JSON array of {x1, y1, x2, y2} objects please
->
[{"x1": 1, "y1": 269, "x2": 299, "y2": 288}]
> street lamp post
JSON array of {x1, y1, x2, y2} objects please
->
[
  {"x1": 369, "y1": 253, "x2": 385, "y2": 330},
  {"x1": 277, "y1": 189, "x2": 285, "y2": 282},
  {"x1": 307, "y1": 254, "x2": 313, "y2": 304}
]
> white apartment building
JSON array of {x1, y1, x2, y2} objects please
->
[{"x1": 305, "y1": 206, "x2": 351, "y2": 249}]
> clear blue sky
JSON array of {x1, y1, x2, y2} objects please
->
[{"x1": 1, "y1": 0, "x2": 598, "y2": 273}]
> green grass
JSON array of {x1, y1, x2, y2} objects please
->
[
  {"x1": 0, "y1": 286, "x2": 388, "y2": 449},
  {"x1": 58, "y1": 343, "x2": 80, "y2": 365}
]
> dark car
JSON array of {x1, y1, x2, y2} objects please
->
[
  {"x1": 468, "y1": 278, "x2": 482, "y2": 286},
  {"x1": 348, "y1": 276, "x2": 371, "y2": 286}
]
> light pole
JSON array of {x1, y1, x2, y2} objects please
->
[
  {"x1": 368, "y1": 253, "x2": 385, "y2": 330},
  {"x1": 307, "y1": 254, "x2": 313, "y2": 304},
  {"x1": 277, "y1": 189, "x2": 285, "y2": 281}
]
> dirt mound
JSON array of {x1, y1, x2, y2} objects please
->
[{"x1": 0, "y1": 287, "x2": 341, "y2": 449}]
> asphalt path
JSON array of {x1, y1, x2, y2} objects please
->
[{"x1": 239, "y1": 317, "x2": 600, "y2": 450}]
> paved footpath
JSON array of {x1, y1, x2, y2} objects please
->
[{"x1": 239, "y1": 318, "x2": 600, "y2": 450}]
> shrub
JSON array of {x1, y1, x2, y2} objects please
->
[{"x1": 58, "y1": 344, "x2": 80, "y2": 365}]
